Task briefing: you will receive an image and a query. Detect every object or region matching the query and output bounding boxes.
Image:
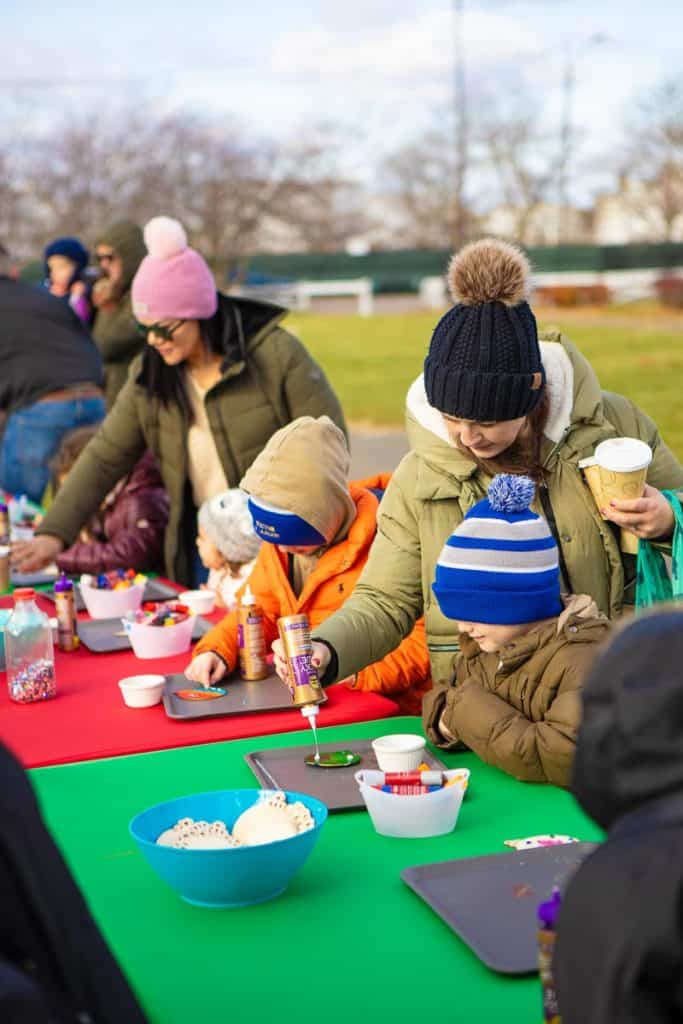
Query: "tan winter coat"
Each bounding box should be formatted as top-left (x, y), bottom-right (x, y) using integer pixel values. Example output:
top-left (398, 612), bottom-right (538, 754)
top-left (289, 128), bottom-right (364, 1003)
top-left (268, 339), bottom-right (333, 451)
top-left (422, 596), bottom-right (610, 787)
top-left (316, 332), bottom-right (683, 686)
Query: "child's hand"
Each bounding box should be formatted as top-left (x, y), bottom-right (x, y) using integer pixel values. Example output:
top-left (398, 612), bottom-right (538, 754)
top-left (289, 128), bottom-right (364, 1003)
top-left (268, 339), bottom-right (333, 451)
top-left (184, 651), bottom-right (228, 688)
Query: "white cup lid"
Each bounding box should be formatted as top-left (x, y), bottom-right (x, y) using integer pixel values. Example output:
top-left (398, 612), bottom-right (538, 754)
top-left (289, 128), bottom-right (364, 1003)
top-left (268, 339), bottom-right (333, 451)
top-left (594, 437), bottom-right (652, 473)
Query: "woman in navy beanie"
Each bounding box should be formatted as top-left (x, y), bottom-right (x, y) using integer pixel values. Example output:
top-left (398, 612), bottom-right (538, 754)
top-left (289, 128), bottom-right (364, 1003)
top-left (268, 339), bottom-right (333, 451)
top-left (277, 238), bottom-right (683, 697)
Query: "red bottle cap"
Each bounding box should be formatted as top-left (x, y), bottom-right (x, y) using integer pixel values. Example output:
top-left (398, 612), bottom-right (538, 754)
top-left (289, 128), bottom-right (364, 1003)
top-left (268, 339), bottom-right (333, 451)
top-left (13, 588), bottom-right (36, 601)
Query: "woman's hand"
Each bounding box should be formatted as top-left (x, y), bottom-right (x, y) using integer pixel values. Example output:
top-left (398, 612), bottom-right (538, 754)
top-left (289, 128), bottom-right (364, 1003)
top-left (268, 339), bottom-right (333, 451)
top-left (11, 535), bottom-right (64, 572)
top-left (184, 651), bottom-right (228, 688)
top-left (272, 638), bottom-right (331, 685)
top-left (602, 484), bottom-right (676, 541)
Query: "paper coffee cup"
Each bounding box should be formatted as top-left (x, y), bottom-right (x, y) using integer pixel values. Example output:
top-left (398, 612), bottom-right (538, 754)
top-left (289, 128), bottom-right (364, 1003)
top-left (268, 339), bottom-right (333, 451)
top-left (581, 438), bottom-right (652, 555)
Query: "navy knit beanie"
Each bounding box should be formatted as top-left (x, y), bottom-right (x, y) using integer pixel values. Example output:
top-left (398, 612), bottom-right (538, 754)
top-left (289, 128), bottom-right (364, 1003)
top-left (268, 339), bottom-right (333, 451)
top-left (433, 474), bottom-right (562, 626)
top-left (44, 237), bottom-right (90, 281)
top-left (424, 239), bottom-right (544, 421)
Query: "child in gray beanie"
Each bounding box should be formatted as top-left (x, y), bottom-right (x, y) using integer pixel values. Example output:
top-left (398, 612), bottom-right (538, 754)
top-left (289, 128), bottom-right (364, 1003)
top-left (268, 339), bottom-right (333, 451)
top-left (196, 489), bottom-right (261, 608)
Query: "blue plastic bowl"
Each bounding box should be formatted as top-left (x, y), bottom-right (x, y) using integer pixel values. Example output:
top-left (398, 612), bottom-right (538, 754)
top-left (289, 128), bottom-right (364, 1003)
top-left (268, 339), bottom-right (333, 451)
top-left (129, 789), bottom-right (328, 908)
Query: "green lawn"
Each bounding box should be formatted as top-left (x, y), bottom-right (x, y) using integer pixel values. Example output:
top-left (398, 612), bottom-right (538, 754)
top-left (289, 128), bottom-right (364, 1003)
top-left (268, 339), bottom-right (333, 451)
top-left (289, 311), bottom-right (683, 458)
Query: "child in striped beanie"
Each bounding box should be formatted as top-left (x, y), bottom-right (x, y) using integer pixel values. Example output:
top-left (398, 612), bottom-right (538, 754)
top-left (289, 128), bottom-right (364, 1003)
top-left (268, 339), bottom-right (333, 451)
top-left (423, 474), bottom-right (610, 787)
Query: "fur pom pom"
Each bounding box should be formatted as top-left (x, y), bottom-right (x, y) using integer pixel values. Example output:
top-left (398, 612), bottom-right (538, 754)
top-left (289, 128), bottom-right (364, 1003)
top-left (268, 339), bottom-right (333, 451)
top-left (487, 474), bottom-right (535, 513)
top-left (143, 216), bottom-right (187, 260)
top-left (448, 238), bottom-right (530, 306)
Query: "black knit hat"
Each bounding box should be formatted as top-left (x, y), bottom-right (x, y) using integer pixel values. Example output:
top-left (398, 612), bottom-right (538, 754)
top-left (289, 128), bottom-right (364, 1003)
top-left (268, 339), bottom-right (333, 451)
top-left (424, 238), bottom-right (544, 421)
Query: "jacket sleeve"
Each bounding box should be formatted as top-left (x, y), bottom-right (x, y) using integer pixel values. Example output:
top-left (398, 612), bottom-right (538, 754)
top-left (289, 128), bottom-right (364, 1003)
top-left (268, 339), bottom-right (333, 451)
top-left (422, 681), bottom-right (460, 749)
top-left (55, 487), bottom-right (168, 575)
top-left (92, 296), bottom-right (141, 364)
top-left (350, 616), bottom-right (431, 697)
top-left (36, 373), bottom-right (146, 548)
top-left (315, 458), bottom-right (425, 681)
top-left (441, 661), bottom-right (586, 786)
top-left (275, 329), bottom-right (348, 441)
top-left (191, 553), bottom-right (281, 672)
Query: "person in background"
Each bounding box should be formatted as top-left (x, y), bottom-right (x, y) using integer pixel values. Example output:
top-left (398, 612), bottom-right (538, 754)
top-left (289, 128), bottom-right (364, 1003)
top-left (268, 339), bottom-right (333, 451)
top-left (43, 236), bottom-right (91, 325)
top-left (422, 474), bottom-right (610, 787)
top-left (0, 741), bottom-right (147, 1023)
top-left (49, 425), bottom-right (169, 576)
top-left (187, 416), bottom-right (431, 715)
top-left (14, 217), bottom-right (347, 585)
top-left (0, 244), bottom-right (104, 504)
top-left (91, 221), bottom-right (147, 408)
top-left (554, 611), bottom-right (683, 1023)
top-left (196, 489), bottom-right (261, 609)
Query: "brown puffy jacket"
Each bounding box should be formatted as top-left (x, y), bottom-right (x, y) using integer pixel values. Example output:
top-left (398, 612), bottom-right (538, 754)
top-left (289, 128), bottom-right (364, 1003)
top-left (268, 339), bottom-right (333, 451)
top-left (422, 596), bottom-right (611, 787)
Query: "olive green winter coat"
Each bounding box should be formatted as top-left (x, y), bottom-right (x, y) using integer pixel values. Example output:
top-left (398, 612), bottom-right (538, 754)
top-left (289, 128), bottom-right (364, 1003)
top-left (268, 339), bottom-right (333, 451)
top-left (38, 296), bottom-right (347, 584)
top-left (422, 595), bottom-right (610, 787)
top-left (316, 332), bottom-right (683, 687)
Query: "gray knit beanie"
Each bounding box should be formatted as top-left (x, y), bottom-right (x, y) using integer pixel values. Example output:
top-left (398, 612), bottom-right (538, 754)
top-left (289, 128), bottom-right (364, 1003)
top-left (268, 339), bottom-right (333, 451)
top-left (198, 489), bottom-right (261, 563)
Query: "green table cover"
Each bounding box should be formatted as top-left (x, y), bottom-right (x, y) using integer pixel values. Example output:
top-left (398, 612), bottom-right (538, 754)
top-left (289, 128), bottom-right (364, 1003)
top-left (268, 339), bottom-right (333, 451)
top-left (31, 717), bottom-right (603, 1024)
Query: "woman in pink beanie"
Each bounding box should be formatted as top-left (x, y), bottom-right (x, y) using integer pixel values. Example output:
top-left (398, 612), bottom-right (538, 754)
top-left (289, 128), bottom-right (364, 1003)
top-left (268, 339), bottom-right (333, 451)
top-left (15, 216), bottom-right (347, 586)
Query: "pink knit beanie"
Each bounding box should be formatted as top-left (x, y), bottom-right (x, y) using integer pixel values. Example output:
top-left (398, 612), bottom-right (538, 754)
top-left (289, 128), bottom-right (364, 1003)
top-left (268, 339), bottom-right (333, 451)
top-left (131, 217), bottom-right (218, 321)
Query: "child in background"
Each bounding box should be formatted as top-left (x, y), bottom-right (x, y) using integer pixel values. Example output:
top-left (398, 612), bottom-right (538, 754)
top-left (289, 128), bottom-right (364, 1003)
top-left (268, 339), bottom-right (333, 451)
top-left (196, 490), bottom-right (261, 609)
top-left (43, 236), bottom-right (92, 324)
top-left (51, 426), bottom-right (169, 575)
top-left (423, 474), bottom-right (610, 786)
top-left (186, 416), bottom-right (430, 714)
top-left (554, 610), bottom-right (683, 1024)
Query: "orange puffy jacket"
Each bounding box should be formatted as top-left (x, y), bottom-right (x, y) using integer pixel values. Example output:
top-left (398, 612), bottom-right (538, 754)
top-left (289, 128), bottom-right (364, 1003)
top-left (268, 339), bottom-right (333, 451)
top-left (193, 476), bottom-right (431, 714)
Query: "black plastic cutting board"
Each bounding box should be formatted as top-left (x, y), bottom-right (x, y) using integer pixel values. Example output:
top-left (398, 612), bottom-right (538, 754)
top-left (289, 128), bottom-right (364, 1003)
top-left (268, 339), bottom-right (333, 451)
top-left (245, 741), bottom-right (448, 811)
top-left (163, 672), bottom-right (326, 720)
top-left (401, 842), bottom-right (597, 974)
top-left (77, 615), bottom-right (211, 653)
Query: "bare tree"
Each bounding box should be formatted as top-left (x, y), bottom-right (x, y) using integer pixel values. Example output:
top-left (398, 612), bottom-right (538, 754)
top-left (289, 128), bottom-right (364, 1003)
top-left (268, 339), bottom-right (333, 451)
top-left (619, 77), bottom-right (683, 242)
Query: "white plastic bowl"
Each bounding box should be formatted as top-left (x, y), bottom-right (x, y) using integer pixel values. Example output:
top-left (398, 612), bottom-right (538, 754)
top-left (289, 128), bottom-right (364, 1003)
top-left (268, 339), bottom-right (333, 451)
top-left (118, 674), bottom-right (166, 708)
top-left (126, 615), bottom-right (196, 659)
top-left (80, 581), bottom-right (145, 620)
top-left (356, 768), bottom-right (470, 838)
top-left (372, 734), bottom-right (426, 772)
top-left (178, 589), bottom-right (216, 615)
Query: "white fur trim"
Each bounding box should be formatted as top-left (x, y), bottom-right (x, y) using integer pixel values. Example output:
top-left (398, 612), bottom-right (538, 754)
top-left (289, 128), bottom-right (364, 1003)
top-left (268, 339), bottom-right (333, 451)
top-left (406, 375), bottom-right (455, 446)
top-left (406, 341), bottom-right (575, 447)
top-left (143, 216), bottom-right (188, 260)
top-left (540, 341), bottom-right (574, 443)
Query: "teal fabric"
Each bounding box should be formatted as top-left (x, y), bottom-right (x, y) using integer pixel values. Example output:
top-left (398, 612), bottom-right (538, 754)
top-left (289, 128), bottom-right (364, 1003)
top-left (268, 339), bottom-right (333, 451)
top-left (636, 490), bottom-right (683, 609)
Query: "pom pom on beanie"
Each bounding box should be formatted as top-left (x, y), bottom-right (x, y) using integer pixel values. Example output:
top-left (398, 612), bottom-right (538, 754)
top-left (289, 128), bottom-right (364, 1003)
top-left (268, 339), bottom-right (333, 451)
top-left (143, 217), bottom-right (188, 260)
top-left (448, 238), bottom-right (529, 306)
top-left (487, 473), bottom-right (536, 513)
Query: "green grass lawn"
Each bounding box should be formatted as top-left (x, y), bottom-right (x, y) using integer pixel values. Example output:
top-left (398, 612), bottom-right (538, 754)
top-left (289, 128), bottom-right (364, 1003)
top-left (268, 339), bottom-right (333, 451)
top-left (289, 311), bottom-right (683, 458)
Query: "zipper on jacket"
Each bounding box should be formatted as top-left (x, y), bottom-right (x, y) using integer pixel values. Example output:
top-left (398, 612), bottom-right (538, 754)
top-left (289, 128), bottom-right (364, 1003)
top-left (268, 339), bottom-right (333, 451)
top-left (539, 481), bottom-right (572, 594)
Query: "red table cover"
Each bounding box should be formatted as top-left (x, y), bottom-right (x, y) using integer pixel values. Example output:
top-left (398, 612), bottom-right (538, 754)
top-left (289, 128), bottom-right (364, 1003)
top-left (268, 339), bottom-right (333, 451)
top-left (0, 591), bottom-right (398, 768)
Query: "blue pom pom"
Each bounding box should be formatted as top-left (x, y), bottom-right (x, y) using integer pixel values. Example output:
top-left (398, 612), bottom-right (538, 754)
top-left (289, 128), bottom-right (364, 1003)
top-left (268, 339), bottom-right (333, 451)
top-left (487, 474), bottom-right (535, 513)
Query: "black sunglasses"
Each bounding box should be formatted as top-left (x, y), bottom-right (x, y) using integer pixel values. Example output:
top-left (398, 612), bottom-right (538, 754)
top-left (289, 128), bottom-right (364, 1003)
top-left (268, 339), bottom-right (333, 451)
top-left (136, 320), bottom-right (185, 341)
top-left (95, 251), bottom-right (114, 264)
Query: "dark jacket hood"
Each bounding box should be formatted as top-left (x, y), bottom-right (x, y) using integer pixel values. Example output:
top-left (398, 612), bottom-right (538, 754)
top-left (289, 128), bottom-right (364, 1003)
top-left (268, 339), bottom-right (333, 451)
top-left (95, 221), bottom-right (146, 294)
top-left (217, 292), bottom-right (286, 366)
top-left (572, 610), bottom-right (683, 830)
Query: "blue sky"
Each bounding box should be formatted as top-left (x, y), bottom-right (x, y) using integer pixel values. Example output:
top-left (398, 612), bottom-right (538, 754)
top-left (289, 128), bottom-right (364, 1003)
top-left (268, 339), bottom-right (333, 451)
top-left (3, 0), bottom-right (682, 199)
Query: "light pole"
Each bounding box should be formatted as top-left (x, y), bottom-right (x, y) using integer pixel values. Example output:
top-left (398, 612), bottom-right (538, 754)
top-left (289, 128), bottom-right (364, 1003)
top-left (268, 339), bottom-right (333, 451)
top-left (557, 32), bottom-right (609, 242)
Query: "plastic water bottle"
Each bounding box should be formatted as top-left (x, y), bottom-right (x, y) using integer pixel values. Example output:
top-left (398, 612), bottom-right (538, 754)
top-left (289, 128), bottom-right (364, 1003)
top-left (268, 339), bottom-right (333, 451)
top-left (5, 588), bottom-right (57, 703)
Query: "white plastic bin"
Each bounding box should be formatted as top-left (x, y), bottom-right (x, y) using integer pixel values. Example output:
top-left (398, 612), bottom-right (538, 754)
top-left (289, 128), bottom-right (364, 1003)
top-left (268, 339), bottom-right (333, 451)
top-left (355, 768), bottom-right (470, 838)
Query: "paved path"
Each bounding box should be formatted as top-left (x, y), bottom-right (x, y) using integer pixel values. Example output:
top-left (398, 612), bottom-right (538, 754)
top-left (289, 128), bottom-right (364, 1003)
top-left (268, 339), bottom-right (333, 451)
top-left (348, 427), bottom-right (408, 478)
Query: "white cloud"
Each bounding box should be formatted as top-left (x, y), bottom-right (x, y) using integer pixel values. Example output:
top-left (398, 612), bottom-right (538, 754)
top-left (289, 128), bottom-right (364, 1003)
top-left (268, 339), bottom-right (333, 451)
top-left (270, 8), bottom-right (545, 80)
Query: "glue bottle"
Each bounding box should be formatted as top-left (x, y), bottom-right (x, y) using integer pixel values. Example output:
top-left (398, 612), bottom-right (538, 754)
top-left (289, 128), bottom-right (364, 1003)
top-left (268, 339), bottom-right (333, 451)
top-left (54, 572), bottom-right (78, 652)
top-left (537, 888), bottom-right (562, 1023)
top-left (237, 585), bottom-right (268, 680)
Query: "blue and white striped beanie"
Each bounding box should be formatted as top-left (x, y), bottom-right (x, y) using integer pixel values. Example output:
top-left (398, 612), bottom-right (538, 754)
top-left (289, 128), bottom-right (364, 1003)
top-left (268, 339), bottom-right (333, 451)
top-left (432, 474), bottom-right (562, 626)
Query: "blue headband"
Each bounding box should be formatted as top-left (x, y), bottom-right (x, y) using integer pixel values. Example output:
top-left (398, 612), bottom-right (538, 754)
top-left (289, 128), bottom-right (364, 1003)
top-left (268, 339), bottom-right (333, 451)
top-left (247, 496), bottom-right (326, 547)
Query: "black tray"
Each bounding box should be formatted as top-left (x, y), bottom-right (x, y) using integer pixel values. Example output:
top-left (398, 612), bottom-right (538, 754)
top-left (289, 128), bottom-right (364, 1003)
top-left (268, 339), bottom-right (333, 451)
top-left (77, 615), bottom-right (212, 653)
top-left (401, 842), bottom-right (597, 974)
top-left (42, 578), bottom-right (179, 612)
top-left (163, 672), bottom-right (326, 721)
top-left (11, 567), bottom-right (60, 588)
top-left (245, 740), bottom-right (448, 811)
